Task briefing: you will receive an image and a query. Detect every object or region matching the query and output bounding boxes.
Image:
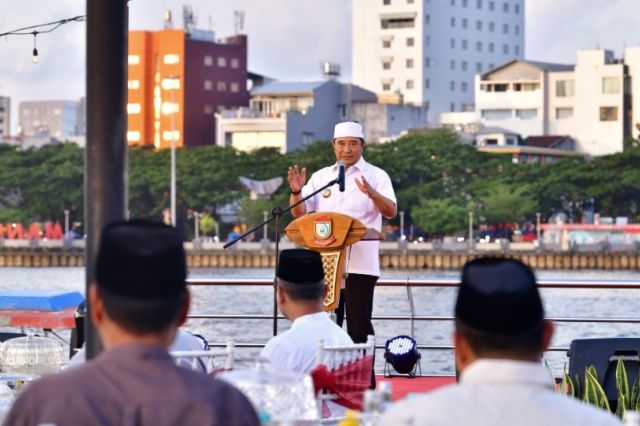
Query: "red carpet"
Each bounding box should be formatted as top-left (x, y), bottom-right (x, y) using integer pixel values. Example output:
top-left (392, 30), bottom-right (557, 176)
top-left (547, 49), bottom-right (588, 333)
top-left (377, 375), bottom-right (456, 401)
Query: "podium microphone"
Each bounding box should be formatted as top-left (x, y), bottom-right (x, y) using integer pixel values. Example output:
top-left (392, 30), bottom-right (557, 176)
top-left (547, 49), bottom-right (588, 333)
top-left (338, 160), bottom-right (346, 192)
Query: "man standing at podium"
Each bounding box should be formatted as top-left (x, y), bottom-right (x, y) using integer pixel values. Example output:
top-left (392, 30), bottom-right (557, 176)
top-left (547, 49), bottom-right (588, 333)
top-left (287, 121), bottom-right (397, 347)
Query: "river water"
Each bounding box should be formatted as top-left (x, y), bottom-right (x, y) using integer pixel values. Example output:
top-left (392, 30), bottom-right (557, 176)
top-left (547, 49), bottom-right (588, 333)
top-left (1, 267), bottom-right (640, 376)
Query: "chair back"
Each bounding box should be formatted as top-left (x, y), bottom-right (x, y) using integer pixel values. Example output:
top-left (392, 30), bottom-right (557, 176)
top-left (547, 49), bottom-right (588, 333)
top-left (171, 341), bottom-right (234, 374)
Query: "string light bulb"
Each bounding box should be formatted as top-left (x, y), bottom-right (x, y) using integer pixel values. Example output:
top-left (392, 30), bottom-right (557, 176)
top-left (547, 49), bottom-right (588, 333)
top-left (32, 32), bottom-right (38, 64)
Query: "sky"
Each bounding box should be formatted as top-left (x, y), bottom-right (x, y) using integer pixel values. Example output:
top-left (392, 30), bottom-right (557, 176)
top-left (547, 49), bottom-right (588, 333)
top-left (0, 0), bottom-right (638, 134)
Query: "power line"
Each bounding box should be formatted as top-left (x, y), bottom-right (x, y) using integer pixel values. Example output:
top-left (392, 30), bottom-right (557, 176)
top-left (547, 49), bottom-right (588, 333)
top-left (1, 15), bottom-right (86, 63)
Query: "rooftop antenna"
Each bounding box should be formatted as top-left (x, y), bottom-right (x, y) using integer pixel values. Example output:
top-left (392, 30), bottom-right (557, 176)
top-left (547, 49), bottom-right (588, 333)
top-left (233, 10), bottom-right (245, 35)
top-left (321, 61), bottom-right (341, 80)
top-left (183, 4), bottom-right (197, 35)
top-left (163, 10), bottom-right (173, 29)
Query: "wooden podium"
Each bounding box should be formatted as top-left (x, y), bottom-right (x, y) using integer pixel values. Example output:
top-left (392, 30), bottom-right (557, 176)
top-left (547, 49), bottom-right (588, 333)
top-left (285, 212), bottom-right (383, 311)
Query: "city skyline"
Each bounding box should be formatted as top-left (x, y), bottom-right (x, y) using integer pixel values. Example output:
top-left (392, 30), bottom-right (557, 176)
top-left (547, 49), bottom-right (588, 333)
top-left (0, 0), bottom-right (638, 134)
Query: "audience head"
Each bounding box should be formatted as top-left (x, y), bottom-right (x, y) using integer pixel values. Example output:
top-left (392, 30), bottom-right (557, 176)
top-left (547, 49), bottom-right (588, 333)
top-left (276, 249), bottom-right (326, 315)
top-left (94, 220), bottom-right (189, 335)
top-left (454, 257), bottom-right (552, 368)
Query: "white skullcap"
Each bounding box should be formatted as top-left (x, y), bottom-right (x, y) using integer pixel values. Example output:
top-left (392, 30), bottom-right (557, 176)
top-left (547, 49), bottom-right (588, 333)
top-left (333, 122), bottom-right (364, 140)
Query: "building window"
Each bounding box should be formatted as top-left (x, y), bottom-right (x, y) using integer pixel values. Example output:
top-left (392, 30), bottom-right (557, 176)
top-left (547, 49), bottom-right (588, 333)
top-left (406, 80), bottom-right (414, 89)
top-left (503, 2), bottom-right (509, 12)
top-left (408, 0), bottom-right (414, 3)
top-left (128, 80), bottom-right (140, 90)
top-left (162, 78), bottom-right (180, 90)
top-left (462, 60), bottom-right (468, 71)
top-left (163, 54), bottom-right (180, 65)
top-left (476, 20), bottom-right (483, 30)
top-left (515, 25), bottom-right (520, 35)
top-left (556, 107), bottom-right (573, 119)
top-left (162, 130), bottom-right (180, 141)
top-left (451, 0), bottom-right (455, 5)
top-left (602, 77), bottom-right (621, 94)
top-left (382, 17), bottom-right (417, 28)
top-left (126, 103), bottom-right (141, 114)
top-left (126, 131), bottom-right (141, 142)
top-left (231, 82), bottom-right (240, 92)
top-left (488, 42), bottom-right (495, 52)
top-left (462, 0), bottom-right (468, 7)
top-left (463, 18), bottom-right (468, 28)
top-left (204, 80), bottom-right (213, 91)
top-left (477, 0), bottom-right (482, 8)
top-left (161, 102), bottom-right (179, 115)
top-left (489, 22), bottom-right (495, 32)
top-left (450, 81), bottom-right (456, 91)
top-left (407, 37), bottom-right (414, 47)
top-left (204, 55), bottom-right (213, 66)
top-left (218, 57), bottom-right (227, 67)
top-left (503, 23), bottom-right (509, 33)
top-left (476, 62), bottom-right (482, 72)
top-left (516, 109), bottom-right (537, 119)
top-left (514, 82), bottom-right (539, 91)
top-left (450, 102), bottom-right (455, 112)
top-left (515, 45), bottom-right (520, 55)
top-left (383, 61), bottom-right (392, 69)
top-left (600, 106), bottom-right (618, 121)
top-left (462, 81), bottom-right (468, 92)
top-left (383, 0), bottom-right (390, 4)
top-left (476, 41), bottom-right (482, 51)
top-left (450, 38), bottom-right (456, 49)
top-left (407, 58), bottom-right (414, 68)
top-left (502, 44), bottom-right (509, 54)
top-left (556, 80), bottom-right (575, 97)
top-left (462, 39), bottom-right (468, 50)
top-left (231, 58), bottom-right (240, 68)
top-left (425, 35), bottom-right (431, 46)
top-left (425, 57), bottom-right (430, 67)
top-left (217, 81), bottom-right (227, 92)
top-left (489, 1), bottom-right (495, 10)
top-left (481, 109), bottom-right (511, 120)
top-left (383, 39), bottom-right (391, 48)
top-left (204, 104), bottom-right (214, 114)
top-left (425, 78), bottom-right (430, 89)
top-left (450, 17), bottom-right (456, 27)
top-left (450, 59), bottom-right (455, 70)
top-left (383, 83), bottom-right (391, 91)
top-left (515, 4), bottom-right (520, 13)
top-left (128, 55), bottom-right (140, 65)
top-left (425, 15), bottom-right (430, 24)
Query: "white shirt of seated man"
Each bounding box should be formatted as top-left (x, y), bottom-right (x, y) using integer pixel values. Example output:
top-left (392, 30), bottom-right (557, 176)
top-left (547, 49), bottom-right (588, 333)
top-left (260, 249), bottom-right (353, 374)
top-left (67, 329), bottom-right (208, 371)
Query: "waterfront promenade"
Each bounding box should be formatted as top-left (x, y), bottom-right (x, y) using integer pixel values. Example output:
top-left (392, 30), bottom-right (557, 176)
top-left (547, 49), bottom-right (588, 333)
top-left (1, 239), bottom-right (639, 270)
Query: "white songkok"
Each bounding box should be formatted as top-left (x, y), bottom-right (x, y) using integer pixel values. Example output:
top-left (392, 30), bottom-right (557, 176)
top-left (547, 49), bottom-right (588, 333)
top-left (333, 121), bottom-right (364, 140)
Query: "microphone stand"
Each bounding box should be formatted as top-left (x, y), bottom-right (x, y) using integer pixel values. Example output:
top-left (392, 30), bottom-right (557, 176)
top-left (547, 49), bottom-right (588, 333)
top-left (224, 175), bottom-right (340, 336)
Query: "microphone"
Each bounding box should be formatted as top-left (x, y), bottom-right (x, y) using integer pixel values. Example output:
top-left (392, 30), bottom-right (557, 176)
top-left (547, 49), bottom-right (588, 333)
top-left (338, 160), bottom-right (346, 192)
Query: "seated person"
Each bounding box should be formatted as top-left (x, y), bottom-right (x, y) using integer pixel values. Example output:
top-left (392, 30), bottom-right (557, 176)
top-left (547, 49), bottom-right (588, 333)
top-left (4, 220), bottom-right (259, 426)
top-left (379, 257), bottom-right (621, 426)
top-left (261, 249), bottom-right (353, 373)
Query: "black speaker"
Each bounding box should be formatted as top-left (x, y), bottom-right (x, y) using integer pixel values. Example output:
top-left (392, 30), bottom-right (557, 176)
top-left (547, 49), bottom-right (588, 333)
top-left (568, 338), bottom-right (640, 410)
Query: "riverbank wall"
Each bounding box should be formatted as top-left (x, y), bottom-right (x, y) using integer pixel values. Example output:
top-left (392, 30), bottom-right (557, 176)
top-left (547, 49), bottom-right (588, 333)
top-left (1, 245), bottom-right (638, 270)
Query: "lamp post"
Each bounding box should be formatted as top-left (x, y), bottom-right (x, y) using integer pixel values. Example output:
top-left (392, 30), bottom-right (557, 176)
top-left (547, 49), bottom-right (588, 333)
top-left (468, 211), bottom-right (474, 250)
top-left (536, 212), bottom-right (541, 243)
top-left (194, 212), bottom-right (200, 240)
top-left (63, 209), bottom-right (70, 238)
top-left (398, 211), bottom-right (408, 250)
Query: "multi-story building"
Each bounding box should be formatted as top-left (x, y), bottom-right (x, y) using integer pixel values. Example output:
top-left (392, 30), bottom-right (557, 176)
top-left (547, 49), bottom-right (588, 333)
top-left (0, 96), bottom-right (9, 141)
top-left (18, 100), bottom-right (80, 139)
top-left (127, 28), bottom-right (249, 148)
top-left (352, 0), bottom-right (525, 122)
top-left (215, 78), bottom-right (427, 153)
top-left (471, 48), bottom-right (638, 156)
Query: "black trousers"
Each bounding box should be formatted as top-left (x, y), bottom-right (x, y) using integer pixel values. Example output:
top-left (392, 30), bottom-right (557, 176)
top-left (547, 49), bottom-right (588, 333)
top-left (334, 273), bottom-right (377, 343)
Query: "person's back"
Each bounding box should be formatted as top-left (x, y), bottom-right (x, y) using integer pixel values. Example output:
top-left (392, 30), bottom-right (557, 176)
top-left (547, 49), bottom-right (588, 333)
top-left (3, 220), bottom-right (259, 426)
top-left (379, 257), bottom-right (620, 426)
top-left (5, 344), bottom-right (256, 426)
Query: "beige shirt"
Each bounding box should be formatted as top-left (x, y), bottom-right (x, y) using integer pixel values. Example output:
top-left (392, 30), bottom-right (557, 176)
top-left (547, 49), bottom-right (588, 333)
top-left (4, 343), bottom-right (259, 426)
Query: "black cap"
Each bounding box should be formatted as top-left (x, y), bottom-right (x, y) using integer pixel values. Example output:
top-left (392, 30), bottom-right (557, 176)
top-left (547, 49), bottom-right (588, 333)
top-left (455, 257), bottom-right (543, 334)
top-left (277, 249), bottom-right (325, 285)
top-left (96, 220), bottom-right (187, 299)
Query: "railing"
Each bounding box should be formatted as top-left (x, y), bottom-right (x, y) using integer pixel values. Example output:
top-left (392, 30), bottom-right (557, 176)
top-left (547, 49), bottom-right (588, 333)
top-left (186, 277), bottom-right (640, 354)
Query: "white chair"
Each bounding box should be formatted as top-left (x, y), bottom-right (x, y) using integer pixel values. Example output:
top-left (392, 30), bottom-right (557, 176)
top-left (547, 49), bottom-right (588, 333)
top-left (171, 340), bottom-right (234, 374)
top-left (313, 335), bottom-right (375, 417)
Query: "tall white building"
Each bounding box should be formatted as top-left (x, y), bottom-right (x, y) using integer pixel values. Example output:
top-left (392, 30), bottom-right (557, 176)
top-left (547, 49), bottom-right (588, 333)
top-left (0, 96), bottom-right (10, 141)
top-left (352, 0), bottom-right (525, 122)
